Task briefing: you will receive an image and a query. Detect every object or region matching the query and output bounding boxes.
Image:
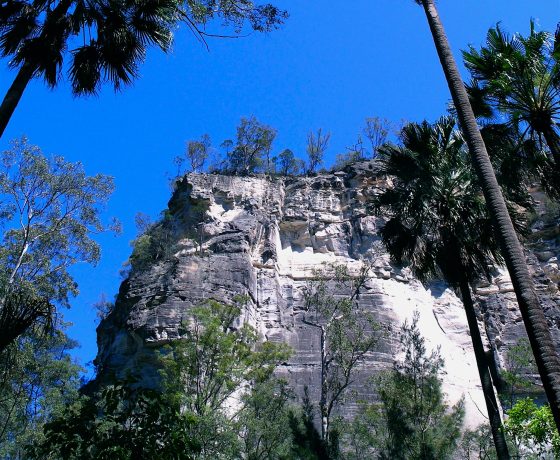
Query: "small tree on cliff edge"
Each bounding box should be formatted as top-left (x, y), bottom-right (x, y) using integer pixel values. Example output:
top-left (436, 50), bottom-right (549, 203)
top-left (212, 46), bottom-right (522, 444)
top-left (174, 134), bottom-right (212, 176)
top-left (226, 117), bottom-right (277, 175)
top-left (276, 149), bottom-right (305, 176)
top-left (306, 129), bottom-right (331, 174)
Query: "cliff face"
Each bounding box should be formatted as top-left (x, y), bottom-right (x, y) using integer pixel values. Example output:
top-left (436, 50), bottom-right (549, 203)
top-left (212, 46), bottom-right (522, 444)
top-left (94, 162), bottom-right (560, 428)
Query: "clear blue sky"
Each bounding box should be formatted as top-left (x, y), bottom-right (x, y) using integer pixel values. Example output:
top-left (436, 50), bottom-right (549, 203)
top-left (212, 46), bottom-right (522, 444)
top-left (0, 0), bottom-right (558, 374)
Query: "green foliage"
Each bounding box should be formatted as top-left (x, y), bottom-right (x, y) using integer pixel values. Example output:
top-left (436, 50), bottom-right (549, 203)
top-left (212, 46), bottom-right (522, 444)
top-left (31, 380), bottom-right (199, 460)
top-left (463, 20), bottom-right (559, 131)
top-left (459, 425), bottom-right (497, 460)
top-left (363, 117), bottom-right (391, 158)
top-left (287, 388), bottom-right (331, 459)
top-left (185, 1), bottom-right (288, 33)
top-left (239, 378), bottom-right (294, 460)
top-left (346, 313), bottom-right (464, 460)
top-left (0, 0), bottom-right (180, 96)
top-left (504, 398), bottom-right (560, 459)
top-left (333, 148), bottom-right (365, 170)
top-left (159, 298), bottom-right (293, 458)
top-left (306, 128), bottom-right (330, 174)
top-left (275, 149), bottom-right (305, 176)
top-left (127, 210), bottom-right (179, 273)
top-left (372, 116), bottom-right (528, 286)
top-left (501, 338), bottom-right (539, 409)
top-left (225, 117), bottom-right (277, 175)
top-left (0, 327), bottom-right (83, 459)
top-left (0, 0), bottom-right (287, 96)
top-left (175, 134), bottom-right (212, 175)
top-left (0, 138), bottom-right (116, 302)
top-left (478, 122), bottom-right (535, 209)
top-left (302, 263), bottom-right (380, 444)
top-left (32, 299), bottom-right (294, 459)
top-left (0, 138), bottom-right (117, 350)
top-left (93, 293), bottom-right (115, 323)
top-left (463, 21), bottom-right (560, 196)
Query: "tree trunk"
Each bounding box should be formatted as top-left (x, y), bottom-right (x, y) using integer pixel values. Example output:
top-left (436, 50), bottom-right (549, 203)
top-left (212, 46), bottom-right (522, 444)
top-left (320, 325), bottom-right (328, 441)
top-left (419, 0), bottom-right (560, 434)
top-left (459, 279), bottom-right (510, 460)
top-left (0, 61), bottom-right (36, 139)
top-left (0, 0), bottom-right (73, 138)
top-left (540, 124), bottom-right (560, 173)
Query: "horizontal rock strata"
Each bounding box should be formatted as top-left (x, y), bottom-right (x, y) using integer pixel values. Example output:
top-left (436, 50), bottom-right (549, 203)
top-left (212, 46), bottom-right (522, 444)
top-left (94, 162), bottom-right (560, 428)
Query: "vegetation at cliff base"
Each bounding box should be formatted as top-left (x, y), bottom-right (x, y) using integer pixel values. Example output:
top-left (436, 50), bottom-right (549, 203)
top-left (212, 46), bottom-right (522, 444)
top-left (2, 1), bottom-right (560, 459)
top-left (345, 312), bottom-right (464, 460)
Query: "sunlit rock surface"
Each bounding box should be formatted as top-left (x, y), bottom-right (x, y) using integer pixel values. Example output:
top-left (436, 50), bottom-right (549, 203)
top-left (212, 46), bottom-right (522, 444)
top-left (94, 162), bottom-right (560, 429)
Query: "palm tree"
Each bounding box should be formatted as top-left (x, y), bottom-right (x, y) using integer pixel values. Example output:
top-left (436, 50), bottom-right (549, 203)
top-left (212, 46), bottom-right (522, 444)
top-left (0, 0), bottom-right (288, 137)
top-left (479, 121), bottom-right (558, 201)
top-left (0, 0), bottom-right (180, 137)
top-left (463, 21), bottom-right (560, 174)
top-left (374, 116), bottom-right (511, 459)
top-left (414, 0), bottom-right (560, 435)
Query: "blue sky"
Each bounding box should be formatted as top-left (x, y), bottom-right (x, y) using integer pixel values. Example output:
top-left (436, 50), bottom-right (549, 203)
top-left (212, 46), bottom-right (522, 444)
top-left (0, 0), bottom-right (558, 373)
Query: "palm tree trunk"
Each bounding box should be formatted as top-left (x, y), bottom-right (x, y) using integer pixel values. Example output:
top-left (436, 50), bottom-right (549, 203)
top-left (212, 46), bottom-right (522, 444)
top-left (540, 124), bottom-right (560, 172)
top-left (418, 0), bottom-right (560, 434)
top-left (0, 0), bottom-right (74, 139)
top-left (458, 278), bottom-right (510, 459)
top-left (0, 61), bottom-right (36, 139)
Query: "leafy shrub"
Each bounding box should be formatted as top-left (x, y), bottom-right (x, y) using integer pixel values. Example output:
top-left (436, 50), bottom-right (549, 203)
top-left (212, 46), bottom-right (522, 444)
top-left (504, 398), bottom-right (560, 458)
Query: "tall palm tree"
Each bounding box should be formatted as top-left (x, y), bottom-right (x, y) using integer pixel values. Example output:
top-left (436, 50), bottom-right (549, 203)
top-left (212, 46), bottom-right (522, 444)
top-left (0, 0), bottom-right (180, 137)
top-left (463, 21), bottom-right (560, 173)
top-left (0, 0), bottom-right (288, 137)
top-left (414, 0), bottom-right (560, 435)
top-left (374, 116), bottom-right (511, 460)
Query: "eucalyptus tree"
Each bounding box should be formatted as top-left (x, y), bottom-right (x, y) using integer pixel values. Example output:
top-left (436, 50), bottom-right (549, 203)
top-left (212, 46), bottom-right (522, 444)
top-left (413, 0), bottom-right (560, 435)
top-left (302, 263), bottom-right (380, 447)
top-left (159, 298), bottom-right (292, 458)
top-left (225, 116), bottom-right (276, 175)
top-left (32, 299), bottom-right (293, 459)
top-left (0, 327), bottom-right (82, 458)
top-left (373, 117), bottom-right (511, 459)
top-left (347, 313), bottom-right (464, 460)
top-left (276, 148), bottom-right (304, 176)
top-left (306, 128), bottom-right (330, 174)
top-left (463, 21), bottom-right (560, 175)
top-left (0, 138), bottom-right (116, 352)
top-left (191, 134), bottom-right (211, 172)
top-left (0, 0), bottom-right (288, 137)
top-left (363, 117), bottom-right (391, 158)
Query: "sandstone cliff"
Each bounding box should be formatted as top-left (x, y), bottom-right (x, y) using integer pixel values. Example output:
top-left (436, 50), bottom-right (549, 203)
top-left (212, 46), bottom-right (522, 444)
top-left (94, 161), bottom-right (560, 428)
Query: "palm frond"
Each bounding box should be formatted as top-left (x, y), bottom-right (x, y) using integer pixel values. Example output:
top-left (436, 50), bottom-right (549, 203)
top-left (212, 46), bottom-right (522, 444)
top-left (373, 117), bottom-right (525, 286)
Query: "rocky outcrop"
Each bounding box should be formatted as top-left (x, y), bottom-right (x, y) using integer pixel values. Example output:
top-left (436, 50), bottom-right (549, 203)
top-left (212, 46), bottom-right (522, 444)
top-left (94, 162), bottom-right (560, 428)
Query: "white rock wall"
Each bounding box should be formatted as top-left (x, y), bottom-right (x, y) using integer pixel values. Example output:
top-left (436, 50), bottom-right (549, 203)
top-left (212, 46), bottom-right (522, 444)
top-left (94, 162), bottom-right (559, 430)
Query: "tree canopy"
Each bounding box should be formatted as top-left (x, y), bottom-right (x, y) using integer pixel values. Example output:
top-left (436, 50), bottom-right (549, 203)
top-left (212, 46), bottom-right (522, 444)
top-left (0, 138), bottom-right (117, 351)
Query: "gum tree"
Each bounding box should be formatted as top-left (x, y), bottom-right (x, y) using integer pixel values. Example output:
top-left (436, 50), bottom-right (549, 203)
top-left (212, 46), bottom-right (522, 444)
top-left (302, 263), bottom-right (380, 447)
top-left (0, 138), bottom-right (117, 351)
